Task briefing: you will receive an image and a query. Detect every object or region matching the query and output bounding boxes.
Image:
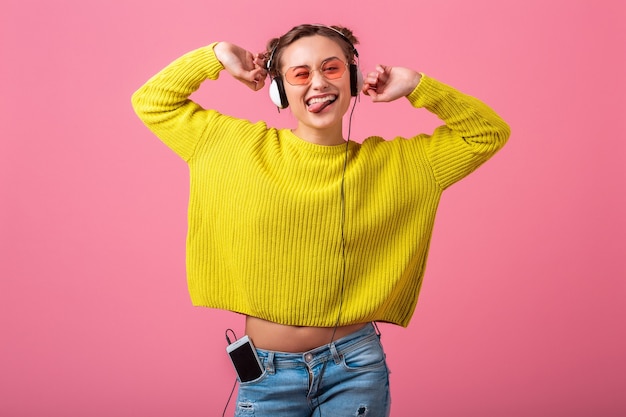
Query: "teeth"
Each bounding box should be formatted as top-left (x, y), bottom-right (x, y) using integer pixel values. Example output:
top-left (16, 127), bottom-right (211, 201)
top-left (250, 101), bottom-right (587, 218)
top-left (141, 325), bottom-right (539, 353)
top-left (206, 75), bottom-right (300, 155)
top-left (307, 95), bottom-right (336, 105)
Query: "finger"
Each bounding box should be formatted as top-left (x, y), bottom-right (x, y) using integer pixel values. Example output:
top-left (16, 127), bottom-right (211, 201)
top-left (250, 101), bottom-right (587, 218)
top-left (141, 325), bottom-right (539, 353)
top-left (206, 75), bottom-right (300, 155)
top-left (253, 53), bottom-right (267, 69)
top-left (251, 67), bottom-right (267, 81)
top-left (250, 80), bottom-right (265, 91)
top-left (253, 77), bottom-right (266, 90)
top-left (367, 90), bottom-right (379, 100)
top-left (244, 77), bottom-right (265, 91)
top-left (245, 68), bottom-right (267, 91)
top-left (375, 65), bottom-right (391, 84)
top-left (362, 72), bottom-right (379, 93)
top-left (244, 79), bottom-right (265, 91)
top-left (362, 83), bottom-right (380, 100)
top-left (365, 70), bottom-right (380, 82)
top-left (361, 79), bottom-right (376, 93)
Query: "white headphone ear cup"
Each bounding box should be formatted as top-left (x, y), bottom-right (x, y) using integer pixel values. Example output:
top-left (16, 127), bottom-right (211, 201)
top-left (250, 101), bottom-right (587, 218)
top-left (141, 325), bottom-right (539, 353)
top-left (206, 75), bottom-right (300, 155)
top-left (269, 79), bottom-right (283, 108)
top-left (269, 77), bottom-right (289, 109)
top-left (350, 64), bottom-right (363, 96)
top-left (356, 69), bottom-right (364, 92)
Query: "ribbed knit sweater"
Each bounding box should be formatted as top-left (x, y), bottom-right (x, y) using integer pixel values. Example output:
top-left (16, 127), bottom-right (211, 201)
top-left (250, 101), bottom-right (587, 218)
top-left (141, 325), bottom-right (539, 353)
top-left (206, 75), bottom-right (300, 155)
top-left (131, 44), bottom-right (510, 327)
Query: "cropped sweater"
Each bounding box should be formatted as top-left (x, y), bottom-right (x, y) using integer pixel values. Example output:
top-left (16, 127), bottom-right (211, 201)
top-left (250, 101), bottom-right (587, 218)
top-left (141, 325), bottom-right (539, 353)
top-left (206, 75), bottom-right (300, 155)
top-left (131, 44), bottom-right (510, 327)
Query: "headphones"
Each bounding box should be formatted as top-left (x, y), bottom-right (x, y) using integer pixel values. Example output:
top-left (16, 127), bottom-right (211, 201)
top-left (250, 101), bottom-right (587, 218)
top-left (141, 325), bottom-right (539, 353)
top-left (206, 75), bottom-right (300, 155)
top-left (266, 25), bottom-right (363, 109)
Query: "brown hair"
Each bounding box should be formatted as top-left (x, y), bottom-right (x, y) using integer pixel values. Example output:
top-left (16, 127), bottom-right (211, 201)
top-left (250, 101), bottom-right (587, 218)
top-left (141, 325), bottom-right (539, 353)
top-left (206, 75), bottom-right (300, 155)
top-left (264, 24), bottom-right (359, 78)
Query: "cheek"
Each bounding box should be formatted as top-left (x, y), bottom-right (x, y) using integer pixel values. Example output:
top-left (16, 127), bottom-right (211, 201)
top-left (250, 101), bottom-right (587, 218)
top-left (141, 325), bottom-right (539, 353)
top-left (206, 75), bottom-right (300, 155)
top-left (284, 86), bottom-right (304, 107)
top-left (338, 81), bottom-right (353, 106)
top-left (338, 76), bottom-right (353, 99)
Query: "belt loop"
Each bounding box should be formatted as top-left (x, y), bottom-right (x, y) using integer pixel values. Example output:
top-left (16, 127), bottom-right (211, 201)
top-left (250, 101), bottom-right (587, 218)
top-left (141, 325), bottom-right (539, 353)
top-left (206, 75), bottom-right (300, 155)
top-left (330, 342), bottom-right (341, 365)
top-left (373, 321), bottom-right (382, 338)
top-left (265, 351), bottom-right (275, 374)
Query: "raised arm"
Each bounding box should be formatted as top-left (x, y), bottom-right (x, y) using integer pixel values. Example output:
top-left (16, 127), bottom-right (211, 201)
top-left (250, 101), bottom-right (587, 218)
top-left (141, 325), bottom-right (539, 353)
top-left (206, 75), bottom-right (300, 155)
top-left (131, 43), bottom-right (267, 160)
top-left (409, 75), bottom-right (510, 188)
top-left (363, 64), bottom-right (510, 189)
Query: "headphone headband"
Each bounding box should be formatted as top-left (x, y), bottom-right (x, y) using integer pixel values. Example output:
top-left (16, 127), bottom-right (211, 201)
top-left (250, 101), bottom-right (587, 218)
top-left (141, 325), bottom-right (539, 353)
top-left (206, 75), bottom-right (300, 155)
top-left (266, 24), bottom-right (358, 73)
top-left (312, 24), bottom-right (359, 58)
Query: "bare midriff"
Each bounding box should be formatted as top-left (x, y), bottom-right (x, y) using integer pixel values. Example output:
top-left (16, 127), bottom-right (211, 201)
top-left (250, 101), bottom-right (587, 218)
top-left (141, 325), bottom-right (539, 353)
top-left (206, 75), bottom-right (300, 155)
top-left (245, 316), bottom-right (368, 353)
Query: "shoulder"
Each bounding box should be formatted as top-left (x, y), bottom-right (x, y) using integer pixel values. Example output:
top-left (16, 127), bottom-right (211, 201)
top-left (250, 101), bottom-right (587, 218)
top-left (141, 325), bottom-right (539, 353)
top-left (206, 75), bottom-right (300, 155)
top-left (360, 134), bottom-right (427, 155)
top-left (351, 135), bottom-right (431, 169)
top-left (189, 110), bottom-right (277, 158)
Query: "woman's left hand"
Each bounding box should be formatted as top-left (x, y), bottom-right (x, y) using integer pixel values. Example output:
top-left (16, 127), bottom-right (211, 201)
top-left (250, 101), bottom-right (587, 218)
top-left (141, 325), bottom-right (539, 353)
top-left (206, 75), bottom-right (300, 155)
top-left (361, 65), bottom-right (421, 102)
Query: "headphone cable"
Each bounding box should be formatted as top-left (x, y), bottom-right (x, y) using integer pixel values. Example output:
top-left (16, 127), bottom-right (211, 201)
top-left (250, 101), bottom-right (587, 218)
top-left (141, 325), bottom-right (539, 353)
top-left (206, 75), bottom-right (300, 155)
top-left (315, 95), bottom-right (358, 417)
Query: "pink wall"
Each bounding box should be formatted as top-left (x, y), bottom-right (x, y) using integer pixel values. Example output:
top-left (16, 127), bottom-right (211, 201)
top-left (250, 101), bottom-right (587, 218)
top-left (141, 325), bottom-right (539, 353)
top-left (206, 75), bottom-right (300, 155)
top-left (1, 0), bottom-right (624, 416)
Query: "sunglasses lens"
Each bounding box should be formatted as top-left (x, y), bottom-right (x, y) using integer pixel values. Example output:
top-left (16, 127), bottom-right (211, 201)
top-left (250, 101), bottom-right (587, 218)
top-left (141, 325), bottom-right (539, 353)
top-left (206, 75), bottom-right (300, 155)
top-left (321, 59), bottom-right (346, 79)
top-left (285, 67), bottom-right (311, 85)
top-left (284, 59), bottom-right (347, 85)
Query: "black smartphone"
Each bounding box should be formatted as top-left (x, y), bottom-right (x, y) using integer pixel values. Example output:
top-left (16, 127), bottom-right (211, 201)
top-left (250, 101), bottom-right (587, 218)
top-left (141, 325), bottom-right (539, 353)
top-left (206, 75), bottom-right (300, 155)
top-left (226, 335), bottom-right (264, 382)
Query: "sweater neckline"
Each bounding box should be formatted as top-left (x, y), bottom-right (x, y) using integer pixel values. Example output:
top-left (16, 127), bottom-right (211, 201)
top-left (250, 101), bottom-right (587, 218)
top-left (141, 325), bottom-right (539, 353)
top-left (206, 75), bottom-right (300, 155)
top-left (280, 129), bottom-right (354, 155)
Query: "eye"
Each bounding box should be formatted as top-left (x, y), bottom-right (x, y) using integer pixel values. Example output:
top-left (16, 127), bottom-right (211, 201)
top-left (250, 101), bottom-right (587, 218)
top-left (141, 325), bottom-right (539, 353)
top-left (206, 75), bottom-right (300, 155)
top-left (287, 66), bottom-right (310, 79)
top-left (294, 70), bottom-right (310, 79)
top-left (322, 59), bottom-right (344, 75)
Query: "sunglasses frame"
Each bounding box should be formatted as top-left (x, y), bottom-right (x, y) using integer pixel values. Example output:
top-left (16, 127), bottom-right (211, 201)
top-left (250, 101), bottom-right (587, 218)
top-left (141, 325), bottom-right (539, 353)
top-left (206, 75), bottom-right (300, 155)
top-left (282, 58), bottom-right (349, 86)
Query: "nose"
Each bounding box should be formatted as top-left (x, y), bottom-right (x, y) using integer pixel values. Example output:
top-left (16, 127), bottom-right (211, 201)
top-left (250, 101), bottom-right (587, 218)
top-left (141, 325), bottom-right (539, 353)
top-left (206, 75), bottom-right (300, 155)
top-left (309, 69), bottom-right (329, 89)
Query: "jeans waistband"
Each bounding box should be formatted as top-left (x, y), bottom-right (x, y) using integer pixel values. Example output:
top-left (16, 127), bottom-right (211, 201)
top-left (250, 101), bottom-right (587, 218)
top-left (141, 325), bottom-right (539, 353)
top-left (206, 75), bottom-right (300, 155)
top-left (255, 323), bottom-right (379, 372)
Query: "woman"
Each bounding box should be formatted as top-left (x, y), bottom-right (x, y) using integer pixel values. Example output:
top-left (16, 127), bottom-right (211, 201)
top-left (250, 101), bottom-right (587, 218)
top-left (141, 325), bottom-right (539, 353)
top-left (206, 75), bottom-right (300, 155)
top-left (132, 24), bottom-right (509, 417)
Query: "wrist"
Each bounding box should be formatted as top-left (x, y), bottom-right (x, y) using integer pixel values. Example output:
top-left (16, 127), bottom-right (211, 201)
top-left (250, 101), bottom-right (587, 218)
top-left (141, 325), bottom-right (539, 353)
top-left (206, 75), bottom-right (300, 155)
top-left (407, 71), bottom-right (422, 95)
top-left (212, 42), bottom-right (226, 67)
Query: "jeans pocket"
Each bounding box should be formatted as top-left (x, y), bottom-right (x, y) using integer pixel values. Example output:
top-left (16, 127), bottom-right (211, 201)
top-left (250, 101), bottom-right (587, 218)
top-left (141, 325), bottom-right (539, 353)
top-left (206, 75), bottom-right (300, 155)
top-left (238, 368), bottom-right (268, 386)
top-left (341, 337), bottom-right (386, 371)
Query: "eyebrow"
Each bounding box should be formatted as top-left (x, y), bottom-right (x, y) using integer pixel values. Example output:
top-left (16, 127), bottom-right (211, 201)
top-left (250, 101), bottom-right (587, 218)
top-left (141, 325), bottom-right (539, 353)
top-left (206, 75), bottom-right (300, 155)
top-left (286, 56), bottom-right (343, 70)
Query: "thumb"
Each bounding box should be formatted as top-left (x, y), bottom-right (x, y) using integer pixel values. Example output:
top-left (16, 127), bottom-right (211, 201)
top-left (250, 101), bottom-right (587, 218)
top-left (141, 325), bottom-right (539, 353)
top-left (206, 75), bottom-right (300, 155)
top-left (365, 88), bottom-right (381, 101)
top-left (375, 64), bottom-right (391, 84)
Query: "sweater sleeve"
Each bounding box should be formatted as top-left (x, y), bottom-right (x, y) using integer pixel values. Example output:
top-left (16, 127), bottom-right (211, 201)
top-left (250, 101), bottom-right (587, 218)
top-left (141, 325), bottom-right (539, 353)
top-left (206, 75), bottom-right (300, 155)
top-left (406, 75), bottom-right (510, 189)
top-left (131, 43), bottom-right (224, 161)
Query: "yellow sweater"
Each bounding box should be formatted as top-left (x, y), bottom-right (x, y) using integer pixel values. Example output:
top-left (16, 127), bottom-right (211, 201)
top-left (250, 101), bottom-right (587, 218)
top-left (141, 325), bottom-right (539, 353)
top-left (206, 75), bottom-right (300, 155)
top-left (132, 44), bottom-right (510, 327)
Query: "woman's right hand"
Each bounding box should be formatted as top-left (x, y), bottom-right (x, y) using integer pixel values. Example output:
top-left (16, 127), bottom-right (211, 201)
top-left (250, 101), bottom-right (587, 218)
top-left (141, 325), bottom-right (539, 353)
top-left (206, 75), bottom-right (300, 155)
top-left (213, 42), bottom-right (268, 91)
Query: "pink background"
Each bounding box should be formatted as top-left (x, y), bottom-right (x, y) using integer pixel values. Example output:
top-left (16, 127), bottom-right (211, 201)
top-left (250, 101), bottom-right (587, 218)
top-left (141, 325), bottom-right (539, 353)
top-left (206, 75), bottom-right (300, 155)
top-left (2, 0), bottom-right (625, 416)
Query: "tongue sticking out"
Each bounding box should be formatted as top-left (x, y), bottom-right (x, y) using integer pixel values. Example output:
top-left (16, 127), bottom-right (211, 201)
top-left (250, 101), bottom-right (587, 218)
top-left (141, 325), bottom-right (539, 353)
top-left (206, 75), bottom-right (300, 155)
top-left (307, 97), bottom-right (336, 113)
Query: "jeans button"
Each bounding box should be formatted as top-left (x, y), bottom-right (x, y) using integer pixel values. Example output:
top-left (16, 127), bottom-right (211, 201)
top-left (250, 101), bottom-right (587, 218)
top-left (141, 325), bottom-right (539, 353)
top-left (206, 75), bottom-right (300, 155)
top-left (304, 352), bottom-right (313, 362)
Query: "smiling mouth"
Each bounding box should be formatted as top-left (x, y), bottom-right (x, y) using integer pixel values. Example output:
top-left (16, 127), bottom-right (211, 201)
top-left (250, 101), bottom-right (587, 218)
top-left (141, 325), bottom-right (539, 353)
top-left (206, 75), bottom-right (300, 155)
top-left (306, 95), bottom-right (337, 113)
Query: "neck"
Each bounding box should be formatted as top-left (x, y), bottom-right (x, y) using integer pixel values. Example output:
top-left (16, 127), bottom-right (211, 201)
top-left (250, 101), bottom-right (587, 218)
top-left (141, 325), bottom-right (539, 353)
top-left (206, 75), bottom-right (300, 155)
top-left (292, 123), bottom-right (344, 146)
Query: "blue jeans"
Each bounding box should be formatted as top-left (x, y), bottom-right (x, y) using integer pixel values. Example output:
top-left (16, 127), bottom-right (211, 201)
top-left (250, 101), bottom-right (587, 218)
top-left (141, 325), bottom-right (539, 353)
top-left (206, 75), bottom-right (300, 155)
top-left (234, 323), bottom-right (390, 417)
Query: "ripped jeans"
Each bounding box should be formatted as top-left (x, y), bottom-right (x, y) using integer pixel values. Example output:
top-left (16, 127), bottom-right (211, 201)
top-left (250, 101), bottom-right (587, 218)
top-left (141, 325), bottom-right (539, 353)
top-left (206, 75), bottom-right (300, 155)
top-left (234, 323), bottom-right (390, 417)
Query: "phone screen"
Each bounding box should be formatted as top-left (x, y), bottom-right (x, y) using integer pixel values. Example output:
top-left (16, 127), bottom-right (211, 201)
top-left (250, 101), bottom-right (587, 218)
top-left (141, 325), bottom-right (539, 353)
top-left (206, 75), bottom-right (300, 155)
top-left (228, 341), bottom-right (263, 382)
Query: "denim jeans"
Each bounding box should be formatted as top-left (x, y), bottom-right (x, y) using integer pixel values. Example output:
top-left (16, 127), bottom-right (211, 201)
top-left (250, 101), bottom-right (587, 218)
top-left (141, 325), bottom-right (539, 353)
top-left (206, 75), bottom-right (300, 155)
top-left (234, 323), bottom-right (390, 417)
